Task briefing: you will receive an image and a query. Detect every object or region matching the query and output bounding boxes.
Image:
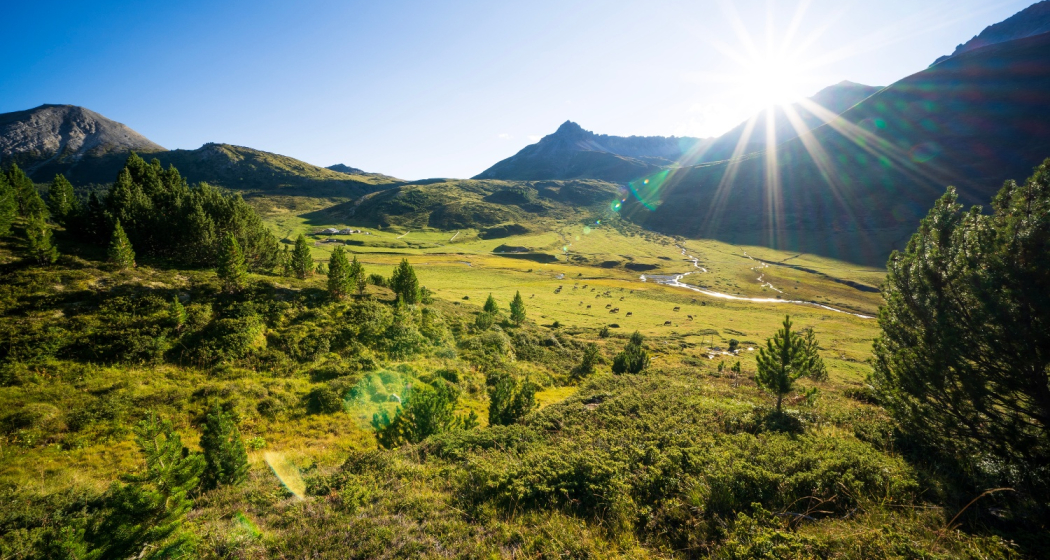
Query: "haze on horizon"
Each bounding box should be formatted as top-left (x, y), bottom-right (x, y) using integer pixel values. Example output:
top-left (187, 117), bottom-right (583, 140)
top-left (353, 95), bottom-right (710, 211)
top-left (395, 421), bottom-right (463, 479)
top-left (0, 0), bottom-right (1034, 180)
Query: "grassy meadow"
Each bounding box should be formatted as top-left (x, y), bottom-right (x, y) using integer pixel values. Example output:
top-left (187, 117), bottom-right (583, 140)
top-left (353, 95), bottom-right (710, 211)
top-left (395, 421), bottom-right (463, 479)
top-left (0, 191), bottom-right (1028, 559)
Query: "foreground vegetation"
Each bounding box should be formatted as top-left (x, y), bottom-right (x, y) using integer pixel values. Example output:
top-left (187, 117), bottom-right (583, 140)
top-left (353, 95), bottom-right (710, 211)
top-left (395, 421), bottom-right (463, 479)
top-left (0, 157), bottom-right (1046, 558)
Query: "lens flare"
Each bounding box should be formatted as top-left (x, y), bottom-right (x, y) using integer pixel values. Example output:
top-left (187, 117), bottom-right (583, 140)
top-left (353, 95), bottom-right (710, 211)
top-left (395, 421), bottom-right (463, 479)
top-left (264, 452), bottom-right (306, 499)
top-left (583, 226), bottom-right (591, 234)
top-left (628, 169), bottom-right (674, 210)
top-left (610, 200), bottom-right (622, 212)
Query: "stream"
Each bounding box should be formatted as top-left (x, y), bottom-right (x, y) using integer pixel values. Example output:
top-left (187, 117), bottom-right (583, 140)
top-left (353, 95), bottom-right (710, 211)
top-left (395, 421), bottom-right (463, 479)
top-left (643, 247), bottom-right (875, 320)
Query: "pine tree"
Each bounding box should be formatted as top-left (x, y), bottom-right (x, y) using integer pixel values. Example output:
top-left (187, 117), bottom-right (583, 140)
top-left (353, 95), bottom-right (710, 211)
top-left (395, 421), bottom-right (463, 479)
top-left (216, 233), bottom-right (248, 293)
top-left (0, 172), bottom-right (16, 236)
top-left (483, 293), bottom-right (499, 313)
top-left (327, 245), bottom-right (353, 299)
top-left (509, 290), bottom-right (526, 325)
top-left (488, 375), bottom-right (538, 426)
top-left (24, 212), bottom-right (58, 265)
top-left (291, 234), bottom-right (313, 279)
top-left (107, 220), bottom-right (136, 269)
top-left (755, 315), bottom-right (825, 413)
top-left (199, 403), bottom-right (249, 489)
top-left (65, 414), bottom-right (205, 559)
top-left (6, 163), bottom-right (46, 217)
top-left (349, 254), bottom-right (366, 294)
top-left (389, 258), bottom-right (420, 304)
top-left (612, 331), bottom-right (650, 374)
top-left (47, 174), bottom-right (79, 224)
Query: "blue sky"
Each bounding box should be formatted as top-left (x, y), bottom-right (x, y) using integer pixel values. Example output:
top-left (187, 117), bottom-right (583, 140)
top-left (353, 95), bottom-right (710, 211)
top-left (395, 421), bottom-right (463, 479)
top-left (0, 0), bottom-right (1035, 179)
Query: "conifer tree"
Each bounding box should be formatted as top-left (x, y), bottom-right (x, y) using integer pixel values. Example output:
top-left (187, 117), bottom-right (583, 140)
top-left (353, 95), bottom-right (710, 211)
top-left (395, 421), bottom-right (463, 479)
top-left (24, 212), bottom-right (58, 265)
top-left (483, 293), bottom-right (499, 313)
top-left (509, 290), bottom-right (526, 325)
top-left (349, 254), bottom-right (366, 294)
top-left (108, 220), bottom-right (136, 269)
top-left (291, 234), bottom-right (313, 279)
top-left (488, 375), bottom-right (538, 426)
top-left (6, 163), bottom-right (46, 217)
top-left (326, 246), bottom-right (353, 299)
top-left (0, 172), bottom-right (16, 236)
top-left (47, 174), bottom-right (79, 224)
top-left (389, 258), bottom-right (420, 304)
top-left (755, 315), bottom-right (825, 412)
top-left (200, 403), bottom-right (249, 489)
top-left (216, 233), bottom-right (248, 293)
top-left (612, 331), bottom-right (650, 374)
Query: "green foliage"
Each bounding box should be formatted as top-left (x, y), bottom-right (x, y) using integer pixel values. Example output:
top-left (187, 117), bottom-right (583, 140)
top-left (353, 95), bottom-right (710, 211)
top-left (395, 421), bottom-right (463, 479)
top-left (371, 381), bottom-right (470, 448)
top-left (612, 331), bottom-right (649, 374)
top-left (349, 254), bottom-right (366, 294)
top-left (107, 219), bottom-right (136, 269)
top-left (755, 316), bottom-right (825, 412)
top-left (509, 290), bottom-right (526, 325)
top-left (199, 403), bottom-right (249, 489)
top-left (572, 342), bottom-right (601, 379)
top-left (47, 174), bottom-right (79, 224)
top-left (326, 246), bottom-right (354, 299)
top-left (488, 374), bottom-right (538, 426)
top-left (874, 162), bottom-right (1050, 508)
top-left (367, 272), bottom-right (386, 288)
top-left (24, 212), bottom-right (58, 265)
top-left (474, 311), bottom-right (496, 330)
top-left (389, 258), bottom-right (420, 304)
top-left (169, 297), bottom-right (187, 329)
top-left (291, 234), bottom-right (313, 279)
top-left (0, 172), bottom-right (16, 236)
top-left (6, 163), bottom-right (46, 218)
top-left (216, 233), bottom-right (247, 292)
top-left (598, 325), bottom-right (610, 338)
top-left (47, 414), bottom-right (205, 559)
top-left (73, 154), bottom-right (280, 270)
top-left (483, 293), bottom-right (499, 313)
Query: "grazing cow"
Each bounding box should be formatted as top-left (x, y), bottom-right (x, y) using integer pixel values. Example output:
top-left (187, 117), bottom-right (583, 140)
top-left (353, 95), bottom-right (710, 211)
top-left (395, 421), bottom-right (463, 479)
top-left (605, 304), bottom-right (612, 309)
top-left (687, 315), bottom-right (693, 320)
top-left (673, 306), bottom-right (681, 312)
top-left (610, 308), bottom-right (619, 313)
top-left (587, 305), bottom-right (591, 309)
top-left (664, 320), bottom-right (673, 326)
top-left (619, 296), bottom-right (624, 301)
top-left (626, 312), bottom-right (633, 317)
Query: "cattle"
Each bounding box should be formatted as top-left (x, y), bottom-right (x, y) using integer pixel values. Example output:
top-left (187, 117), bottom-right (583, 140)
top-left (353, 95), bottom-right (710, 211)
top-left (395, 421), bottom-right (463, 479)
top-left (626, 312), bottom-right (633, 317)
top-left (587, 305), bottom-right (591, 309)
top-left (619, 296), bottom-right (624, 301)
top-left (673, 306), bottom-right (681, 312)
top-left (605, 304), bottom-right (612, 309)
top-left (664, 320), bottom-right (673, 326)
top-left (610, 308), bottom-right (619, 313)
top-left (687, 315), bottom-right (694, 320)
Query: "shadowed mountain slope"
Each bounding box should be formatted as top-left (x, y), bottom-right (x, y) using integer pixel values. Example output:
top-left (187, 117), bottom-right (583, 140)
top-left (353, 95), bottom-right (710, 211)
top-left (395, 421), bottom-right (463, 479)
top-left (934, 0), bottom-right (1050, 64)
top-left (474, 121), bottom-right (713, 183)
top-left (621, 32), bottom-right (1050, 265)
top-left (696, 81), bottom-right (882, 163)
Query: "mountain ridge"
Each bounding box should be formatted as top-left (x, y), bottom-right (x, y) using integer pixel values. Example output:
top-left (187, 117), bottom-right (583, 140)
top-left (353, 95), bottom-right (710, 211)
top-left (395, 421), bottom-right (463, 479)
top-left (933, 0), bottom-right (1050, 64)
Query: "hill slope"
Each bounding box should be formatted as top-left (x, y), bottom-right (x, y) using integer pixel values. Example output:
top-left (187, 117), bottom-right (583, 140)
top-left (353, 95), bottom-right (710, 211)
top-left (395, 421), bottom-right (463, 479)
top-left (0, 105), bottom-right (399, 196)
top-left (474, 121), bottom-right (712, 182)
top-left (934, 0), bottom-right (1050, 64)
top-left (622, 32), bottom-right (1050, 265)
top-left (696, 81), bottom-right (882, 163)
top-left (0, 104), bottom-right (165, 176)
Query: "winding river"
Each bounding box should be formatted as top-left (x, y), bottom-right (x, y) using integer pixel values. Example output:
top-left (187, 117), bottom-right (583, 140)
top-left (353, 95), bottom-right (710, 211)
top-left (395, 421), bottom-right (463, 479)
top-left (641, 247), bottom-right (875, 320)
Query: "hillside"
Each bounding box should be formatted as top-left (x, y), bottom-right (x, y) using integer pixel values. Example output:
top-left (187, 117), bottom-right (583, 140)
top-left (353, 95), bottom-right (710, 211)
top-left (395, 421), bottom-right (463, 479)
top-left (0, 104), bottom-right (165, 177)
top-left (696, 81), bottom-right (882, 163)
top-left (934, 0), bottom-right (1050, 64)
top-left (474, 121), bottom-right (713, 182)
top-left (314, 178), bottom-right (621, 231)
top-left (621, 31), bottom-right (1050, 265)
top-left (0, 105), bottom-right (400, 197)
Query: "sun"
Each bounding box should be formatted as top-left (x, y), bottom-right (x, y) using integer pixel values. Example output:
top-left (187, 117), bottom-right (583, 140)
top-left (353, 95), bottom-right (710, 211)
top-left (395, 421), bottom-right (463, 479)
top-left (738, 51), bottom-right (811, 108)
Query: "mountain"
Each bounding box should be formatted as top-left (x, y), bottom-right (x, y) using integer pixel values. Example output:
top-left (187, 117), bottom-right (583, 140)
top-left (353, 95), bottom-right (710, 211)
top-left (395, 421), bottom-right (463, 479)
top-left (620, 31), bottom-right (1050, 265)
top-left (473, 121), bottom-right (713, 182)
top-left (0, 105), bottom-right (399, 196)
top-left (696, 81), bottom-right (882, 162)
top-left (934, 0), bottom-right (1050, 64)
top-left (327, 163), bottom-right (368, 175)
top-left (475, 82), bottom-right (879, 183)
top-left (0, 104), bottom-right (165, 177)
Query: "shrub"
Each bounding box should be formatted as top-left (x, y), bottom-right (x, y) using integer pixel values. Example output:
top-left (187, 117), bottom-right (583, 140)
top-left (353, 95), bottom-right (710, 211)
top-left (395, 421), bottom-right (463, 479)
top-left (488, 375), bottom-right (538, 426)
top-left (200, 403), bottom-right (249, 489)
top-left (612, 331), bottom-right (649, 374)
